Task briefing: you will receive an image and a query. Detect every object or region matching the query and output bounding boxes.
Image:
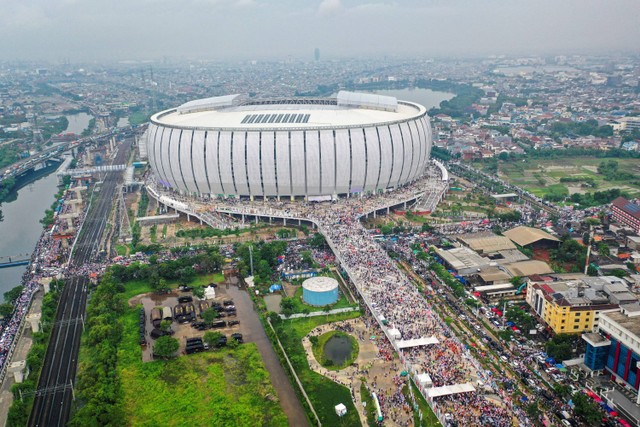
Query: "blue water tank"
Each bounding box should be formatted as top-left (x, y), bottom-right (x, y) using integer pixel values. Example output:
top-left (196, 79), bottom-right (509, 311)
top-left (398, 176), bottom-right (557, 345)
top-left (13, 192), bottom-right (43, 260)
top-left (302, 276), bottom-right (339, 306)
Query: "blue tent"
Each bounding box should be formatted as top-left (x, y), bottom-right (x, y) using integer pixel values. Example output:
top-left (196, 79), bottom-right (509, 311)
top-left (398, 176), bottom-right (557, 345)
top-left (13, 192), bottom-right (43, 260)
top-left (269, 284), bottom-right (282, 292)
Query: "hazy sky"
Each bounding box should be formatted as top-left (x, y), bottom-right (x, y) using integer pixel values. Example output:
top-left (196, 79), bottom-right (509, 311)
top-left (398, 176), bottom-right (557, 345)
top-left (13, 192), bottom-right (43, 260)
top-left (2, 0), bottom-right (639, 61)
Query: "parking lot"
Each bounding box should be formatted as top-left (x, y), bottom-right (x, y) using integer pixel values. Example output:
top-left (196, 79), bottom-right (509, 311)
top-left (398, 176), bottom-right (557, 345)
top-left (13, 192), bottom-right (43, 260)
top-left (130, 284), bottom-right (248, 361)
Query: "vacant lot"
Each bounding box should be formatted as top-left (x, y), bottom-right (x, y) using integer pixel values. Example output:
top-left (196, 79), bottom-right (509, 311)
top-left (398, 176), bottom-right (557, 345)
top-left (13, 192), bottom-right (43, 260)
top-left (118, 308), bottom-right (288, 427)
top-left (496, 157), bottom-right (640, 198)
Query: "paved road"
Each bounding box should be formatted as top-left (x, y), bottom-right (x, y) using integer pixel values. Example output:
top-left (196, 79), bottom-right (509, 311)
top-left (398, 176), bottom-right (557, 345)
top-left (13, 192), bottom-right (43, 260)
top-left (28, 139), bottom-right (132, 427)
top-left (226, 285), bottom-right (310, 427)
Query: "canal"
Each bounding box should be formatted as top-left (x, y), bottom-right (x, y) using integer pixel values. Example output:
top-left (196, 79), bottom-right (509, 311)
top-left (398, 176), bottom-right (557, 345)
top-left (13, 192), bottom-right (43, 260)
top-left (0, 171), bottom-right (59, 296)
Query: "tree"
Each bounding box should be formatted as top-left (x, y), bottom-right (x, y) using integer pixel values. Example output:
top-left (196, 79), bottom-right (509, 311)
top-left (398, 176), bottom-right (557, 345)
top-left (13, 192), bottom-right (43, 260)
top-left (201, 308), bottom-right (220, 325)
top-left (153, 336), bottom-right (179, 359)
top-left (280, 297), bottom-right (295, 312)
top-left (597, 242), bottom-right (610, 257)
top-left (525, 402), bottom-right (541, 420)
top-left (323, 305), bottom-right (332, 320)
top-left (204, 331), bottom-right (223, 347)
top-left (0, 303), bottom-right (14, 318)
top-left (192, 286), bottom-right (205, 299)
top-left (572, 392), bottom-right (603, 426)
top-left (4, 285), bottom-right (24, 304)
top-left (159, 319), bottom-right (172, 332)
top-left (301, 307), bottom-right (311, 318)
top-left (309, 232), bottom-right (326, 248)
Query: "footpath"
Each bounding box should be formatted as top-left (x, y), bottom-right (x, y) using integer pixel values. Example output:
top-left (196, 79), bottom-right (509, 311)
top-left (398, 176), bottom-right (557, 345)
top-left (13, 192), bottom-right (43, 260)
top-left (0, 289), bottom-right (44, 425)
top-left (301, 318), bottom-right (413, 427)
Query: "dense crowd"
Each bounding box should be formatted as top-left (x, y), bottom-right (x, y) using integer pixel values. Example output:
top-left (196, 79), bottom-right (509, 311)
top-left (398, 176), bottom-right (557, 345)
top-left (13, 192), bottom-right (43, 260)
top-left (149, 172), bottom-right (526, 426)
top-left (0, 186), bottom-right (85, 377)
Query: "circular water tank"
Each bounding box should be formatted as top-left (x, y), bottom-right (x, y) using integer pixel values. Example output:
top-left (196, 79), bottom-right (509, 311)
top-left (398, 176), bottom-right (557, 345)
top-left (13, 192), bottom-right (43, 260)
top-left (302, 276), bottom-right (339, 307)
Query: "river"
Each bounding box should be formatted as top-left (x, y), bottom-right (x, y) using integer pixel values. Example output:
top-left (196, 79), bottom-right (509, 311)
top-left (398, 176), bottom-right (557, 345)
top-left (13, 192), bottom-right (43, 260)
top-left (65, 112), bottom-right (93, 135)
top-left (0, 171), bottom-right (59, 296)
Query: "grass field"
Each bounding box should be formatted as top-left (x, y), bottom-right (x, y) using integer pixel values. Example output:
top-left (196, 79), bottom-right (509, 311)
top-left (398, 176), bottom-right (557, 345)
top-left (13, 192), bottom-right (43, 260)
top-left (496, 157), bottom-right (640, 198)
top-left (118, 308), bottom-right (288, 427)
top-left (275, 312), bottom-right (362, 426)
top-left (121, 272), bottom-right (224, 301)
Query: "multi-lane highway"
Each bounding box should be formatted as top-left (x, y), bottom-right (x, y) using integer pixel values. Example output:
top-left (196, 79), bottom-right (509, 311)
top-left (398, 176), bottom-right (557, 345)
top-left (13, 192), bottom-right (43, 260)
top-left (28, 138), bottom-right (132, 427)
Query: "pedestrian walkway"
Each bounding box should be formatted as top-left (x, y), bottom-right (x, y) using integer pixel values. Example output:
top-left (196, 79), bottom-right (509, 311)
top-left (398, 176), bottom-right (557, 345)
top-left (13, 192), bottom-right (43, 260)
top-left (278, 306), bottom-right (359, 320)
top-left (301, 318), bottom-right (413, 427)
top-left (0, 289), bottom-right (43, 426)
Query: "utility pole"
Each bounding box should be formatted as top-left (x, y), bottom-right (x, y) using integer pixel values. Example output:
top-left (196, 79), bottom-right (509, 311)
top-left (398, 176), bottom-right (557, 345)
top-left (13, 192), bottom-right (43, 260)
top-left (584, 223), bottom-right (594, 275)
top-left (248, 245), bottom-right (254, 277)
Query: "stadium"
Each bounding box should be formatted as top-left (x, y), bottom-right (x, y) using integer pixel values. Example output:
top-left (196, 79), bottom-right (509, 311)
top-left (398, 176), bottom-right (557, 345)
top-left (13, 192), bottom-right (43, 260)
top-left (146, 91), bottom-right (432, 200)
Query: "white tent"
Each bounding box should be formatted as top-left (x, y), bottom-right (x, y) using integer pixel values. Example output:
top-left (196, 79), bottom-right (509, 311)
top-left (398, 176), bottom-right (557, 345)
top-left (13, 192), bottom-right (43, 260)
top-left (417, 373), bottom-right (433, 388)
top-left (388, 328), bottom-right (402, 341)
top-left (204, 286), bottom-right (216, 300)
top-left (335, 403), bottom-right (347, 417)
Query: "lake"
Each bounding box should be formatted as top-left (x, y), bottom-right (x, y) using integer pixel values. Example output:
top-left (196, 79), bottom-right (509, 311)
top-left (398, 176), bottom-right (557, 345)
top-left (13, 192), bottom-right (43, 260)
top-left (65, 112), bottom-right (93, 135)
top-left (369, 88), bottom-right (454, 110)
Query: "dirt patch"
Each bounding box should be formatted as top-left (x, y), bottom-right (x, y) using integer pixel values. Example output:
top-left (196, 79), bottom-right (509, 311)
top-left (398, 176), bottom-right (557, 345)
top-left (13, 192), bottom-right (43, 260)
top-left (533, 247), bottom-right (551, 262)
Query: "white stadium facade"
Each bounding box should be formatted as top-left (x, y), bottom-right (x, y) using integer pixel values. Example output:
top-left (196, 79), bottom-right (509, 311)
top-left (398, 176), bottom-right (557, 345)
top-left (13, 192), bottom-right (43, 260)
top-left (146, 91), bottom-right (432, 200)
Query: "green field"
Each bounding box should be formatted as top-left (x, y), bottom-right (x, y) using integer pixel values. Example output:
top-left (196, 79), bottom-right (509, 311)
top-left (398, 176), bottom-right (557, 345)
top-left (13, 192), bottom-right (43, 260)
top-left (273, 312), bottom-right (362, 426)
top-left (496, 157), bottom-right (640, 198)
top-left (118, 309), bottom-right (288, 427)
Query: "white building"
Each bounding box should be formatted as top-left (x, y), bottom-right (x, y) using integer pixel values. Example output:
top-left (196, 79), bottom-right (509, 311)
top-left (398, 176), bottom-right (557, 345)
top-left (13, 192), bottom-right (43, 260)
top-left (145, 91), bottom-right (432, 200)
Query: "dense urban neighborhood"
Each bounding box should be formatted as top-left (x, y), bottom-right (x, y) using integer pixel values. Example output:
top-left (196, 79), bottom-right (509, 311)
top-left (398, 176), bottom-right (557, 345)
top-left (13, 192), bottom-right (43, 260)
top-left (0, 53), bottom-right (639, 427)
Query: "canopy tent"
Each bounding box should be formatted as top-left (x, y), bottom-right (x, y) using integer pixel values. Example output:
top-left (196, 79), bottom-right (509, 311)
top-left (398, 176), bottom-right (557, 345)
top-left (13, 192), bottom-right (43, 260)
top-left (204, 286), bottom-right (216, 300)
top-left (388, 328), bottom-right (402, 340)
top-left (397, 337), bottom-right (439, 349)
top-left (426, 383), bottom-right (476, 398)
top-left (335, 403), bottom-right (347, 417)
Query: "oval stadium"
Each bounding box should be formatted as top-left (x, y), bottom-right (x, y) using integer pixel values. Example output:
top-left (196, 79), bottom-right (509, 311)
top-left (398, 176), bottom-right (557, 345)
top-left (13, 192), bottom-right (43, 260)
top-left (146, 91), bottom-right (432, 200)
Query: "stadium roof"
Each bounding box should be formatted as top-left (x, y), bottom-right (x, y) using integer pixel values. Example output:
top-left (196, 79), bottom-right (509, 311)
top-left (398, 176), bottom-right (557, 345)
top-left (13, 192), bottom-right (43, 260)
top-left (503, 226), bottom-right (560, 247)
top-left (152, 91), bottom-right (425, 130)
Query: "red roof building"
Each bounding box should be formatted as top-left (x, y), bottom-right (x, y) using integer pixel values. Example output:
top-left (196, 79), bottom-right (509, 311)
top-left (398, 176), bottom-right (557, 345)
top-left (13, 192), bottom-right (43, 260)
top-left (611, 197), bottom-right (640, 234)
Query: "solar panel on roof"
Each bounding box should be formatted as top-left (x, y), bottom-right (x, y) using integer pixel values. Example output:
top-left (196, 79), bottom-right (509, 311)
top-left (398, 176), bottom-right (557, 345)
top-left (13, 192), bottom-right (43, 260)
top-left (625, 203), bottom-right (640, 214)
top-left (275, 114), bottom-right (284, 123)
top-left (256, 114), bottom-right (265, 123)
top-left (283, 114), bottom-right (291, 122)
top-left (303, 114), bottom-right (310, 123)
top-left (295, 114), bottom-right (303, 123)
top-left (267, 114), bottom-right (276, 123)
top-left (241, 115), bottom-right (250, 124)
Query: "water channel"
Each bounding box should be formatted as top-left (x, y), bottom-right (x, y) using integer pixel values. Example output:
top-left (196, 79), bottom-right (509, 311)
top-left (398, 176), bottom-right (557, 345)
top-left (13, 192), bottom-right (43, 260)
top-left (0, 171), bottom-right (59, 296)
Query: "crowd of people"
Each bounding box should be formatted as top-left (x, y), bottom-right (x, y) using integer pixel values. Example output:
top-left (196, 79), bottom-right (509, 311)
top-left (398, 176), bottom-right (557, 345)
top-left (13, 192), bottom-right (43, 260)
top-left (149, 171), bottom-right (527, 426)
top-left (0, 185), bottom-right (86, 379)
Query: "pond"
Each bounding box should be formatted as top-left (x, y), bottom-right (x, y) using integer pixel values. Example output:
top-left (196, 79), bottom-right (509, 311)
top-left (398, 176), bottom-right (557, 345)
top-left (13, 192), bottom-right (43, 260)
top-left (324, 334), bottom-right (353, 366)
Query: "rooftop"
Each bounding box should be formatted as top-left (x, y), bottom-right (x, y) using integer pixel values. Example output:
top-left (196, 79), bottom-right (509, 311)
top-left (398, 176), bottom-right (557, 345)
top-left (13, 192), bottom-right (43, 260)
top-left (503, 226), bottom-right (560, 247)
top-left (152, 92), bottom-right (426, 131)
top-left (612, 197), bottom-right (640, 220)
top-left (458, 232), bottom-right (517, 254)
